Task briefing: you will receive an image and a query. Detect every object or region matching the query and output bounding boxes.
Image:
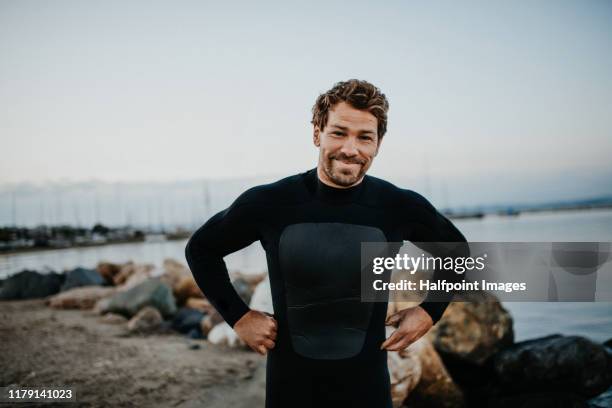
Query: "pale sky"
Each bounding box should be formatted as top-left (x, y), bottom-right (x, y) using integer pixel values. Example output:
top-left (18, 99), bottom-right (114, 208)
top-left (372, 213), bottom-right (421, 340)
top-left (1, 1), bottom-right (611, 199)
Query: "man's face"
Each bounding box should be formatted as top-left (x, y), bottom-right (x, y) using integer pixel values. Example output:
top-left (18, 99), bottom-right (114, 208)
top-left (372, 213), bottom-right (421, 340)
top-left (314, 101), bottom-right (381, 187)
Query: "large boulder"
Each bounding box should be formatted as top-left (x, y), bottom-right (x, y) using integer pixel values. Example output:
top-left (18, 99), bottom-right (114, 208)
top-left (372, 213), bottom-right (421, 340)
top-left (589, 386), bottom-right (612, 408)
top-left (403, 336), bottom-right (465, 408)
top-left (388, 346), bottom-right (421, 407)
top-left (105, 278), bottom-right (177, 318)
top-left (48, 285), bottom-right (117, 309)
top-left (427, 291), bottom-right (514, 366)
top-left (60, 267), bottom-right (105, 291)
top-left (0, 270), bottom-right (65, 300)
top-left (487, 392), bottom-right (588, 407)
top-left (493, 334), bottom-right (612, 398)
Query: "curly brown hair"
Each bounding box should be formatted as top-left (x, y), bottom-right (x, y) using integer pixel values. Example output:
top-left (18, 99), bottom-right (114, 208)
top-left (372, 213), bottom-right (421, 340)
top-left (311, 79), bottom-right (389, 141)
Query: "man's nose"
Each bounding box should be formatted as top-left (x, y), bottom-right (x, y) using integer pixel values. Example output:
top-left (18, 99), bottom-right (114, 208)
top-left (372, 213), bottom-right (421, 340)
top-left (339, 137), bottom-right (359, 156)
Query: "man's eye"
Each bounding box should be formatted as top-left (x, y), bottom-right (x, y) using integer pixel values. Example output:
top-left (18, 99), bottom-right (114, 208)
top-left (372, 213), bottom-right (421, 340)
top-left (360, 135), bottom-right (373, 141)
top-left (332, 131), bottom-right (344, 136)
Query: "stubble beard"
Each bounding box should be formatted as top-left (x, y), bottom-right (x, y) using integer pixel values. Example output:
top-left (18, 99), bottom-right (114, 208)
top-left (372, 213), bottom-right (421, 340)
top-left (322, 154), bottom-right (368, 187)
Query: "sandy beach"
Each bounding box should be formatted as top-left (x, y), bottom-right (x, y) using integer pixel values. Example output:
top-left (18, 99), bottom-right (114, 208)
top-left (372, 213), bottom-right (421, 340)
top-left (0, 299), bottom-right (266, 408)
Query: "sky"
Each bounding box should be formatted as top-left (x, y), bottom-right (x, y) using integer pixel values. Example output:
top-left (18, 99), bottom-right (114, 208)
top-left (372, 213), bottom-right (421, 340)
top-left (1, 0), bottom-right (611, 207)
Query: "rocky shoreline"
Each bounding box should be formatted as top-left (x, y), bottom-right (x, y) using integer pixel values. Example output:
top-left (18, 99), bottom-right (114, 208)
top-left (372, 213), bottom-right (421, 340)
top-left (1, 260), bottom-right (611, 407)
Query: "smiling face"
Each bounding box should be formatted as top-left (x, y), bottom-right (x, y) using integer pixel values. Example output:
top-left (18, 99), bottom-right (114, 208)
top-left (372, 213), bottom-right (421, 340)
top-left (314, 102), bottom-right (381, 188)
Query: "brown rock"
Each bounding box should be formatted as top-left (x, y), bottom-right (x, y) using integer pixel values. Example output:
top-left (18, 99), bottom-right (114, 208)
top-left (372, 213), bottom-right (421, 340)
top-left (403, 337), bottom-right (465, 408)
top-left (185, 297), bottom-right (215, 314)
top-left (159, 259), bottom-right (190, 292)
top-left (426, 291), bottom-right (514, 365)
top-left (116, 264), bottom-right (154, 292)
top-left (112, 262), bottom-right (136, 286)
top-left (174, 276), bottom-right (203, 305)
top-left (47, 286), bottom-right (117, 310)
top-left (127, 306), bottom-right (163, 333)
top-left (96, 262), bottom-right (121, 284)
top-left (388, 347), bottom-right (421, 407)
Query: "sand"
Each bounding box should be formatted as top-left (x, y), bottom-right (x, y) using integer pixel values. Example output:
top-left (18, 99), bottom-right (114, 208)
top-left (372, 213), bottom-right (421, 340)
top-left (0, 299), bottom-right (267, 407)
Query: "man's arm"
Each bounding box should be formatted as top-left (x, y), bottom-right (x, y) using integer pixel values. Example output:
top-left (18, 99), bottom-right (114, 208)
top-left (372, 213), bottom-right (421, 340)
top-left (382, 199), bottom-right (469, 351)
top-left (184, 191), bottom-right (259, 328)
top-left (412, 206), bottom-right (470, 325)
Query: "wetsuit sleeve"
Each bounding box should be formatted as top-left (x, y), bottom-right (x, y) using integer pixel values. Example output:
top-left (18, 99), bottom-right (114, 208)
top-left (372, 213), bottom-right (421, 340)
top-left (184, 190), bottom-right (261, 328)
top-left (404, 197), bottom-right (470, 325)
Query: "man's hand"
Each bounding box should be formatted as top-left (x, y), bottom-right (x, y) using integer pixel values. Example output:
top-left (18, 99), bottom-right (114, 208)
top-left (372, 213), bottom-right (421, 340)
top-left (380, 306), bottom-right (434, 351)
top-left (233, 310), bottom-right (278, 355)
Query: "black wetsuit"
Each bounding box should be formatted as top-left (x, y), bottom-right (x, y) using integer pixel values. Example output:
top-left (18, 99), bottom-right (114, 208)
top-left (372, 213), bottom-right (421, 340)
top-left (185, 168), bottom-right (468, 408)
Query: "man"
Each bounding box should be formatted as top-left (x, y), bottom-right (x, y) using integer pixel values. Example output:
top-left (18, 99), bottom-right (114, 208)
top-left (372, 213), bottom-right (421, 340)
top-left (185, 79), bottom-right (468, 407)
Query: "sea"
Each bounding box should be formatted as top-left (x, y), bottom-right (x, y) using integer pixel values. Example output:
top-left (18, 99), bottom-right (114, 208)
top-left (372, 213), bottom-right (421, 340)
top-left (1, 208), bottom-right (611, 343)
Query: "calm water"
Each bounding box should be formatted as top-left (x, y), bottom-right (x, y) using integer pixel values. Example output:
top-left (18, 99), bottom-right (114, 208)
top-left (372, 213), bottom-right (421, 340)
top-left (1, 208), bottom-right (611, 342)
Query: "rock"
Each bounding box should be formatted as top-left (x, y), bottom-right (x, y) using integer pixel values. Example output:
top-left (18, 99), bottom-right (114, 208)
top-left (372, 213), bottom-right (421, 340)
top-left (112, 261), bottom-right (151, 286)
top-left (493, 334), bottom-right (612, 397)
top-left (427, 291), bottom-right (514, 366)
top-left (187, 328), bottom-right (204, 339)
top-left (96, 262), bottom-right (121, 284)
top-left (105, 278), bottom-right (177, 318)
top-left (249, 275), bottom-right (273, 314)
top-left (48, 285), bottom-right (117, 309)
top-left (127, 306), bottom-right (163, 333)
top-left (171, 307), bottom-right (205, 334)
top-left (589, 386), bottom-right (612, 408)
top-left (174, 276), bottom-right (204, 305)
top-left (185, 297), bottom-right (215, 314)
top-left (403, 336), bottom-right (465, 408)
top-left (200, 311), bottom-right (224, 337)
top-left (0, 270), bottom-right (65, 300)
top-left (388, 346), bottom-right (421, 407)
top-left (159, 259), bottom-right (200, 305)
top-left (488, 392), bottom-right (588, 407)
top-left (60, 267), bottom-right (105, 291)
top-left (208, 322), bottom-right (244, 348)
top-left (99, 313), bottom-right (128, 324)
top-left (115, 264), bottom-right (154, 292)
top-left (93, 297), bottom-right (112, 315)
top-left (161, 258), bottom-right (190, 285)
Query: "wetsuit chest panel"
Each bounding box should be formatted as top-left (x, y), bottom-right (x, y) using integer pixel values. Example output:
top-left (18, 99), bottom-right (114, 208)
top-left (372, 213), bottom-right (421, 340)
top-left (279, 222), bottom-right (386, 360)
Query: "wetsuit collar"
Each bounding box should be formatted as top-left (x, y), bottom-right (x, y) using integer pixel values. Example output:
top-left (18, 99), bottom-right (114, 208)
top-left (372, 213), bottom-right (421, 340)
top-left (305, 167), bottom-right (367, 203)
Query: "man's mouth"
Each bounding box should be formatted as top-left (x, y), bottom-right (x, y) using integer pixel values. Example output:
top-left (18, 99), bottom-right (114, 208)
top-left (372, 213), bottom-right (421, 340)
top-left (333, 157), bottom-right (363, 166)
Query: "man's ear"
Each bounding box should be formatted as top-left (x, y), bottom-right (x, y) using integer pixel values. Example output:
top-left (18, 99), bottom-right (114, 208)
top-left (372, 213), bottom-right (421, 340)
top-left (313, 127), bottom-right (321, 147)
